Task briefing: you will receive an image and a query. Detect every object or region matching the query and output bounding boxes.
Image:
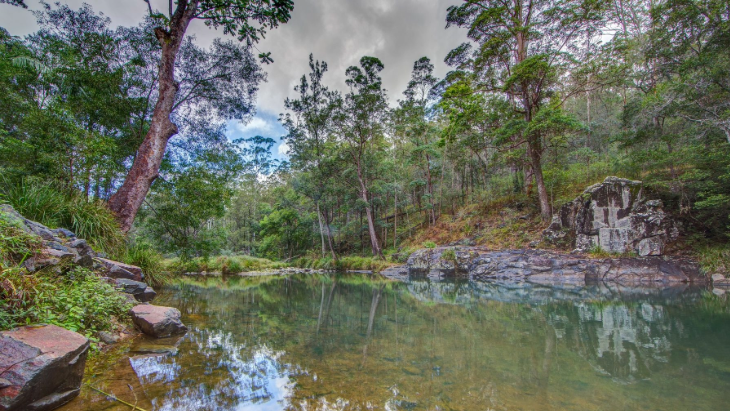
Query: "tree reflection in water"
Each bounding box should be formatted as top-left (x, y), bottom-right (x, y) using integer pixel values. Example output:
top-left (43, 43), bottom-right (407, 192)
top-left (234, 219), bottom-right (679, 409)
top-left (60, 274), bottom-right (730, 411)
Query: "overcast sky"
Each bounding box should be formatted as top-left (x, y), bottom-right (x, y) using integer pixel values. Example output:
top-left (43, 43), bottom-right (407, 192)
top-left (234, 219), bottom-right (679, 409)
top-left (0, 0), bottom-right (467, 158)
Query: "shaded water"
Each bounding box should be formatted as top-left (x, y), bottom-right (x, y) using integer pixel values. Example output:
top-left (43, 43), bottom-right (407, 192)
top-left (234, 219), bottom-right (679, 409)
top-left (61, 274), bottom-right (730, 411)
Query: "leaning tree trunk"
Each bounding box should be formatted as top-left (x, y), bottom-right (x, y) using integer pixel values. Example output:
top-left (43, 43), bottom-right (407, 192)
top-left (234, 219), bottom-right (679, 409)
top-left (108, 11), bottom-right (194, 233)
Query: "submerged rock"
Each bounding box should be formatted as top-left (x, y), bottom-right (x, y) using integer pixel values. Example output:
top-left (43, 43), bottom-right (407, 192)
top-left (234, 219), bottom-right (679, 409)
top-left (130, 305), bottom-right (187, 338)
top-left (543, 176), bottom-right (679, 256)
top-left (0, 325), bottom-right (89, 411)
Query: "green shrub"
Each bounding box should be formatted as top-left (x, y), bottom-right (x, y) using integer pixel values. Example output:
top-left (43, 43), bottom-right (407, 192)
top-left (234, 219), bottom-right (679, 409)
top-left (0, 180), bottom-right (124, 255)
top-left (441, 248), bottom-right (456, 262)
top-left (123, 242), bottom-right (169, 286)
top-left (0, 266), bottom-right (132, 338)
top-left (292, 255), bottom-right (392, 272)
top-left (696, 244), bottom-right (730, 275)
top-left (165, 255), bottom-right (287, 275)
top-left (423, 241), bottom-right (437, 249)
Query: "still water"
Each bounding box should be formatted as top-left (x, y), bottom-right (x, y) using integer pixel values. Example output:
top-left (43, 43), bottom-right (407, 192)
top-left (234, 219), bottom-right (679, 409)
top-left (61, 274), bottom-right (730, 411)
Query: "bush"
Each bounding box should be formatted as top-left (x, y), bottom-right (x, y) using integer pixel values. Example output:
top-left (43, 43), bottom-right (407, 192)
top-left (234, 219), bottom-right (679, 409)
top-left (696, 244), bottom-right (730, 275)
top-left (292, 255), bottom-right (392, 272)
top-left (423, 241), bottom-right (437, 249)
top-left (0, 179), bottom-right (124, 255)
top-left (0, 266), bottom-right (132, 338)
top-left (123, 242), bottom-right (170, 286)
top-left (166, 255), bottom-right (287, 275)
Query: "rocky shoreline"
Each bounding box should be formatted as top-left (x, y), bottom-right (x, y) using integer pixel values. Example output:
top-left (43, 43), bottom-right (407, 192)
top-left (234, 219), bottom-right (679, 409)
top-left (396, 247), bottom-right (706, 285)
top-left (0, 205), bottom-right (188, 411)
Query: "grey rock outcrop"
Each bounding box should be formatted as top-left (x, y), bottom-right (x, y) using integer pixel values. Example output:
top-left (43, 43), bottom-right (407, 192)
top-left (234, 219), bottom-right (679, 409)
top-left (0, 325), bottom-right (89, 411)
top-left (130, 306), bottom-right (187, 338)
top-left (406, 247), bottom-right (703, 285)
top-left (1, 203), bottom-right (150, 287)
top-left (543, 176), bottom-right (679, 256)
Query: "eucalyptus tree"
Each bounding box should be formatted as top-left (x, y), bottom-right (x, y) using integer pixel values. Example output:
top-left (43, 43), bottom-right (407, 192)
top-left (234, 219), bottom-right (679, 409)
top-left (281, 54), bottom-right (338, 259)
top-left (104, 0), bottom-right (294, 232)
top-left (445, 0), bottom-right (607, 220)
top-left (2, 0), bottom-right (293, 232)
top-left (332, 57), bottom-right (389, 258)
top-left (393, 57), bottom-right (440, 225)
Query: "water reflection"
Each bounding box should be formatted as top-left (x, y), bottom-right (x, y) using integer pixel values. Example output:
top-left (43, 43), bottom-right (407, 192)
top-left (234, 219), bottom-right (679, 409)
top-left (61, 274), bottom-right (730, 411)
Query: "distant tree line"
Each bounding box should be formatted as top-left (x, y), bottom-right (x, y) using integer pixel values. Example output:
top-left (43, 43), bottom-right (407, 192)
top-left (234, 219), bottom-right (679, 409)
top-left (1, 0), bottom-right (728, 260)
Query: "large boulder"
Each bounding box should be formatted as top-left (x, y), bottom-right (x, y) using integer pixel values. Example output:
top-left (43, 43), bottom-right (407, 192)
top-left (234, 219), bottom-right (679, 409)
top-left (543, 176), bottom-right (679, 256)
top-left (130, 305), bottom-right (187, 338)
top-left (0, 325), bottom-right (89, 411)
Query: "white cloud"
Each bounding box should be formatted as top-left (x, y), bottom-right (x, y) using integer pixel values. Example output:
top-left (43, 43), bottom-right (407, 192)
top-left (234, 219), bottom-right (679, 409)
top-left (235, 117), bottom-right (274, 134)
top-left (277, 142), bottom-right (290, 156)
top-left (0, 0), bottom-right (470, 123)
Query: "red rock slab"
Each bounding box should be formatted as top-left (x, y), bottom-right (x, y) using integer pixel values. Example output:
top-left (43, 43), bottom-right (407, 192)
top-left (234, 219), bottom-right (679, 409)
top-left (0, 324), bottom-right (89, 411)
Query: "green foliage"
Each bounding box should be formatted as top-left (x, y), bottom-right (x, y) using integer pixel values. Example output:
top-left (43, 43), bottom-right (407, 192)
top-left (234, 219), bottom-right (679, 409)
top-left (167, 255), bottom-right (287, 275)
top-left (423, 241), bottom-right (437, 249)
top-left (696, 245), bottom-right (730, 276)
top-left (0, 266), bottom-right (132, 337)
top-left (123, 242), bottom-right (169, 287)
top-left (441, 248), bottom-right (456, 262)
top-left (292, 256), bottom-right (392, 272)
top-left (0, 180), bottom-right (124, 255)
top-left (0, 211), bottom-right (41, 266)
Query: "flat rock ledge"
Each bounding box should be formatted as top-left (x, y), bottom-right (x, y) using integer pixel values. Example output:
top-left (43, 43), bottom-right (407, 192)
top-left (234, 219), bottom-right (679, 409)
top-left (403, 247), bottom-right (705, 286)
top-left (130, 305), bottom-right (188, 338)
top-left (0, 325), bottom-right (89, 411)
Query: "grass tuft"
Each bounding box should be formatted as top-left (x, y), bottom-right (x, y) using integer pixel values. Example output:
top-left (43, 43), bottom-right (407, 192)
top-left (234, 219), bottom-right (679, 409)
top-left (123, 242), bottom-right (170, 286)
top-left (0, 179), bottom-right (124, 255)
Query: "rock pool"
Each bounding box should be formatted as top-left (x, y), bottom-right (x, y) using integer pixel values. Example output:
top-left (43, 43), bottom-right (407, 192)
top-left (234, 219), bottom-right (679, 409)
top-left (59, 274), bottom-right (730, 410)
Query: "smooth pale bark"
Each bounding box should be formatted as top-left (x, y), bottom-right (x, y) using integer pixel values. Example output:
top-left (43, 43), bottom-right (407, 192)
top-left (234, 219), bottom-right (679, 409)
top-left (316, 202), bottom-right (326, 258)
top-left (109, 4), bottom-right (196, 232)
top-left (356, 163), bottom-right (383, 259)
top-left (323, 206), bottom-right (337, 260)
top-left (529, 141), bottom-right (552, 221)
top-left (393, 190), bottom-right (397, 248)
top-left (425, 153), bottom-right (436, 225)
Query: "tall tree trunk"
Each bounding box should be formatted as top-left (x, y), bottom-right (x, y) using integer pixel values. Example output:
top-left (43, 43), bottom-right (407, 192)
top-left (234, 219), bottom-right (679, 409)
top-left (393, 190), bottom-right (397, 249)
top-left (322, 204), bottom-right (337, 261)
top-left (357, 164), bottom-right (383, 258)
top-left (108, 5), bottom-right (195, 233)
top-left (425, 153), bottom-right (436, 225)
top-left (529, 139), bottom-right (551, 220)
top-left (316, 201), bottom-right (326, 258)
